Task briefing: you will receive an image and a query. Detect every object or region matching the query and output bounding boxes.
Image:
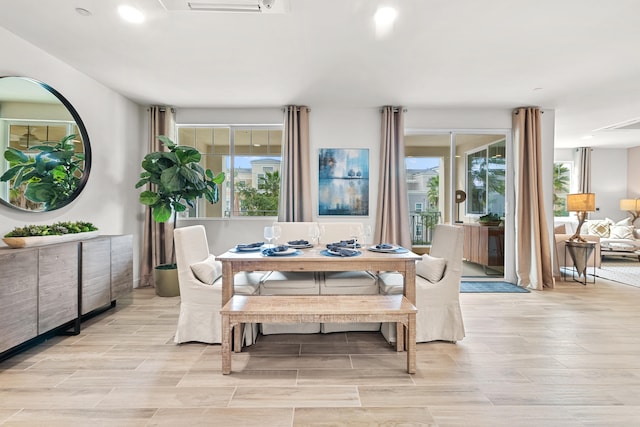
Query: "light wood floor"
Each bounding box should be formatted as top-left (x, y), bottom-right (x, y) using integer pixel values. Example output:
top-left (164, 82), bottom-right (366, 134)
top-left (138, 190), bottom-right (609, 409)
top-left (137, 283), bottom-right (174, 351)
top-left (1, 278), bottom-right (640, 426)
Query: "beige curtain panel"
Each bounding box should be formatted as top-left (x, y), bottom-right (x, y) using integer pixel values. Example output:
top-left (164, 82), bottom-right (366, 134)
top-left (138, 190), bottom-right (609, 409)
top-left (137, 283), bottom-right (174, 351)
top-left (375, 106), bottom-right (412, 249)
top-left (513, 107), bottom-right (554, 290)
top-left (577, 146), bottom-right (592, 193)
top-left (140, 106), bottom-right (176, 288)
top-left (279, 105), bottom-right (312, 222)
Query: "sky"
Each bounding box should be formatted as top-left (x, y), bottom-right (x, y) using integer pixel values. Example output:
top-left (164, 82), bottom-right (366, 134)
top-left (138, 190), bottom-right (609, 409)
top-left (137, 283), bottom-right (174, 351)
top-left (405, 157), bottom-right (440, 170)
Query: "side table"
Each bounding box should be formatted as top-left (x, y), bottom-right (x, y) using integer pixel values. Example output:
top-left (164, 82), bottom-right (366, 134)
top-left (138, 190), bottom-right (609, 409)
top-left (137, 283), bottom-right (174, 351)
top-left (564, 240), bottom-right (596, 285)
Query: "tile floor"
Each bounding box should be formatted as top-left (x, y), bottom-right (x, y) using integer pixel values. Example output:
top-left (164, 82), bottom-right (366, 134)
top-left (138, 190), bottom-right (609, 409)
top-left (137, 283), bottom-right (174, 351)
top-left (1, 278), bottom-right (639, 426)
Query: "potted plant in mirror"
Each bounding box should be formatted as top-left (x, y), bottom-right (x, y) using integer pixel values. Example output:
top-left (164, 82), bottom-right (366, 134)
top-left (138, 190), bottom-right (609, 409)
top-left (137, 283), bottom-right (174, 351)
top-left (1, 134), bottom-right (86, 210)
top-left (135, 135), bottom-right (225, 297)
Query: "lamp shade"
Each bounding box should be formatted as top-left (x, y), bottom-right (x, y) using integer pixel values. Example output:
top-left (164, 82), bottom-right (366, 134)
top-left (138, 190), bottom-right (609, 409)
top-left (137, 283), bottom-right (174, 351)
top-left (566, 193), bottom-right (595, 212)
top-left (620, 198), bottom-right (640, 211)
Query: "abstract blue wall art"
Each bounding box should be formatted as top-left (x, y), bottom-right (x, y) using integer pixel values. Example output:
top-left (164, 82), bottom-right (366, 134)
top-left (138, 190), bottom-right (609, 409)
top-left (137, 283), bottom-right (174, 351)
top-left (318, 148), bottom-right (369, 216)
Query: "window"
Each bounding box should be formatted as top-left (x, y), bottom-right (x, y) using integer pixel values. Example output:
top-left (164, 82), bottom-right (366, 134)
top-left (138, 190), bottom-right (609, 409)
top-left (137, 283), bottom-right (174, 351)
top-left (405, 156), bottom-right (442, 245)
top-left (553, 162), bottom-right (572, 216)
top-left (465, 139), bottom-right (505, 216)
top-left (176, 126), bottom-right (282, 218)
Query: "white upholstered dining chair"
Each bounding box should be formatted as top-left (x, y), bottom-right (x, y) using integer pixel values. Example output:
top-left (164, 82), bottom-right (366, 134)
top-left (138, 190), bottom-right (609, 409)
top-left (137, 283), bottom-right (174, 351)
top-left (379, 224), bottom-right (466, 343)
top-left (173, 225), bottom-right (263, 345)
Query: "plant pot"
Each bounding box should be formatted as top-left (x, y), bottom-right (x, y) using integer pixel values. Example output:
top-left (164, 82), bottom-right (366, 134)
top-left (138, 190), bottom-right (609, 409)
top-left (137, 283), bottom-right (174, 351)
top-left (154, 264), bottom-right (180, 297)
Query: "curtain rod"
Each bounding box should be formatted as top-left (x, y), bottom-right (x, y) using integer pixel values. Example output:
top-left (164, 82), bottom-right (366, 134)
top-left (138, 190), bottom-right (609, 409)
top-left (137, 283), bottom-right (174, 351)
top-left (513, 108), bottom-right (544, 115)
top-left (379, 107), bottom-right (408, 113)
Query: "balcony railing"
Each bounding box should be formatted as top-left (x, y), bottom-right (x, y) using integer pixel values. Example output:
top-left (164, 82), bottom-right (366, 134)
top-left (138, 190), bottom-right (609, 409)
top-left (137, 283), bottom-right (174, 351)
top-left (410, 210), bottom-right (441, 246)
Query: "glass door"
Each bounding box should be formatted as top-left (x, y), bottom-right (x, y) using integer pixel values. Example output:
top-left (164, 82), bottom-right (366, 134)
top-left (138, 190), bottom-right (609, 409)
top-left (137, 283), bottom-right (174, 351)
top-left (405, 130), bottom-right (513, 281)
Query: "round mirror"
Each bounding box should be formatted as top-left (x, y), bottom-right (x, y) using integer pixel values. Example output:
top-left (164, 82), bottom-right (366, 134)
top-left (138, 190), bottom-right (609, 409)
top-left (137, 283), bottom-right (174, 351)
top-left (0, 76), bottom-right (91, 212)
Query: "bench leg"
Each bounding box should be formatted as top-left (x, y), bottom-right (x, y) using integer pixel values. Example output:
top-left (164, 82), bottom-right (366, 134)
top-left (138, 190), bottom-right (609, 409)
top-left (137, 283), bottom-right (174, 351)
top-left (221, 315), bottom-right (232, 374)
top-left (407, 313), bottom-right (416, 374)
top-left (234, 323), bottom-right (243, 353)
top-left (396, 322), bottom-right (405, 352)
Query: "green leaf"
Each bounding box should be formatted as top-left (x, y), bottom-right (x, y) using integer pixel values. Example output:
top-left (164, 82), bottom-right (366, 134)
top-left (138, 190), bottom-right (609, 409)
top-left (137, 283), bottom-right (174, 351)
top-left (160, 166), bottom-right (182, 192)
top-left (4, 147), bottom-right (29, 163)
top-left (179, 166), bottom-right (200, 185)
top-left (134, 178), bottom-right (149, 189)
top-left (175, 146), bottom-right (201, 165)
top-left (158, 135), bottom-right (176, 150)
top-left (172, 201), bottom-right (187, 212)
top-left (0, 164), bottom-right (23, 181)
top-left (212, 171), bottom-right (225, 184)
top-left (153, 204), bottom-right (172, 222)
top-left (139, 190), bottom-right (160, 206)
top-left (25, 182), bottom-right (56, 204)
top-left (29, 145), bottom-right (54, 152)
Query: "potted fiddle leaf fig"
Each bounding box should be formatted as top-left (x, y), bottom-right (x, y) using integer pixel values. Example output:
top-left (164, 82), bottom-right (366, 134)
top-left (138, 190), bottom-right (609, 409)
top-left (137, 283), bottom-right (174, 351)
top-left (135, 135), bottom-right (225, 296)
top-left (1, 134), bottom-right (85, 210)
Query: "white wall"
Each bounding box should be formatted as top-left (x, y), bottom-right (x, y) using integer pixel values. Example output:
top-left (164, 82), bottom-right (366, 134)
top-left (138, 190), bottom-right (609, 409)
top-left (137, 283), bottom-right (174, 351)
top-left (0, 27), bottom-right (146, 285)
top-left (628, 146), bottom-right (640, 199)
top-left (590, 148), bottom-right (629, 221)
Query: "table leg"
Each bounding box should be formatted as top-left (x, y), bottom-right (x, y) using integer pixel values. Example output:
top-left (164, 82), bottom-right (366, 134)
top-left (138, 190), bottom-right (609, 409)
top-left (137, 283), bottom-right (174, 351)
top-left (407, 313), bottom-right (416, 374)
top-left (221, 314), bottom-right (231, 375)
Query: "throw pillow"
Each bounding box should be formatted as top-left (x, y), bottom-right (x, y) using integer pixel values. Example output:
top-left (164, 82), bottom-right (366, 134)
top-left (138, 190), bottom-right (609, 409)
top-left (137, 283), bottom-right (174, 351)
top-left (609, 225), bottom-right (634, 239)
top-left (586, 220), bottom-right (610, 237)
top-left (614, 217), bottom-right (632, 226)
top-left (554, 224), bottom-right (566, 234)
top-left (416, 254), bottom-right (446, 283)
top-left (190, 254), bottom-right (222, 285)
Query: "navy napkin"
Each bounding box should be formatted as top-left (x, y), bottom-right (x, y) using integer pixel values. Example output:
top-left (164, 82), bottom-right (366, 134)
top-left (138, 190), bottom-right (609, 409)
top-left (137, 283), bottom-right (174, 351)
top-left (261, 245), bottom-right (290, 256)
top-left (326, 239), bottom-right (360, 248)
top-left (236, 242), bottom-right (264, 249)
top-left (326, 244), bottom-right (359, 257)
top-left (288, 240), bottom-right (309, 245)
top-left (375, 243), bottom-right (394, 250)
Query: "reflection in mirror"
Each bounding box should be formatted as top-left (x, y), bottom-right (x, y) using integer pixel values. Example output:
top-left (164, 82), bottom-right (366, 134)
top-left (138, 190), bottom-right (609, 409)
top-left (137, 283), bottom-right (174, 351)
top-left (0, 76), bottom-right (91, 212)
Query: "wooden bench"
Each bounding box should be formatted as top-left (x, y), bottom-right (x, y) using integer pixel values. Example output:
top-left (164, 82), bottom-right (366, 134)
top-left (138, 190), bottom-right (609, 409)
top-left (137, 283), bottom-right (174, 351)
top-left (220, 294), bottom-right (417, 374)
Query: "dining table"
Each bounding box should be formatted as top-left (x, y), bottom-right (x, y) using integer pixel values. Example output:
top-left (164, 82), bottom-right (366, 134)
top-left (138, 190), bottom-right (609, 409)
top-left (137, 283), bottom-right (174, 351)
top-left (216, 245), bottom-right (421, 307)
top-left (217, 244), bottom-right (421, 374)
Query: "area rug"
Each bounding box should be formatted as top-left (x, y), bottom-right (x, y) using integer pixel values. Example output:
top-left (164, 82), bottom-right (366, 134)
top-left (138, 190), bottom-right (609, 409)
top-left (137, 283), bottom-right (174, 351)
top-left (460, 281), bottom-right (530, 293)
top-left (590, 257), bottom-right (640, 288)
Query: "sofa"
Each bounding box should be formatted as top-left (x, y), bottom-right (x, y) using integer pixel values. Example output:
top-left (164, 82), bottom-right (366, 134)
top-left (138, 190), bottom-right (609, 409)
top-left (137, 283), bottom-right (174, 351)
top-left (580, 217), bottom-right (639, 260)
top-left (554, 217), bottom-right (640, 276)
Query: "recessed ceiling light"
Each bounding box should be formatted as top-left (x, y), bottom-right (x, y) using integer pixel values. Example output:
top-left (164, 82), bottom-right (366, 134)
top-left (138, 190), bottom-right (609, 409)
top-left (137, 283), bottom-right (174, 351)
top-left (374, 6), bottom-right (397, 26)
top-left (118, 5), bottom-right (145, 23)
top-left (75, 7), bottom-right (92, 16)
top-left (374, 6), bottom-right (397, 38)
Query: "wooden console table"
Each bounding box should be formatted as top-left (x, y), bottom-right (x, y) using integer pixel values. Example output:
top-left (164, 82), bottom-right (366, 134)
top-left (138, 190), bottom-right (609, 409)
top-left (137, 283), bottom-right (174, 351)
top-left (462, 223), bottom-right (504, 269)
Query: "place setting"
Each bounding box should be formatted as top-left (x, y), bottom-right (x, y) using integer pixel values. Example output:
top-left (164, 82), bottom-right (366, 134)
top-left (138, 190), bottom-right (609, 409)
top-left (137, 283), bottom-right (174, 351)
top-left (261, 226), bottom-right (302, 256)
top-left (321, 239), bottom-right (362, 257)
top-left (367, 243), bottom-right (409, 254)
top-left (229, 241), bottom-right (264, 253)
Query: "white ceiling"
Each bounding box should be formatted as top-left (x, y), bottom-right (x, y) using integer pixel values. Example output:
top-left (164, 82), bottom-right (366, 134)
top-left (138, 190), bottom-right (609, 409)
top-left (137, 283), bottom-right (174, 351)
top-left (2, 0), bottom-right (640, 149)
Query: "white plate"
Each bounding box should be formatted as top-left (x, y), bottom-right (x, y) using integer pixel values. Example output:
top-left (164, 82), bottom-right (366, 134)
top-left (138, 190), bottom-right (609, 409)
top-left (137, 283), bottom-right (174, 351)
top-left (266, 248), bottom-right (299, 256)
top-left (368, 245), bottom-right (399, 253)
top-left (327, 248), bottom-right (360, 256)
top-left (234, 245), bottom-right (263, 252)
top-left (288, 243), bottom-right (313, 249)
